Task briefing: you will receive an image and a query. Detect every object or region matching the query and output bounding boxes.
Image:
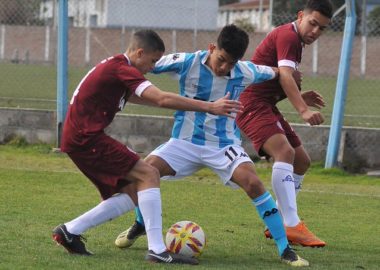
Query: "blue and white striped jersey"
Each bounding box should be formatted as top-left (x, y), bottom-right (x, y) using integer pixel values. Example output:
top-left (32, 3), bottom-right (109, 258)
top-left (153, 50), bottom-right (275, 148)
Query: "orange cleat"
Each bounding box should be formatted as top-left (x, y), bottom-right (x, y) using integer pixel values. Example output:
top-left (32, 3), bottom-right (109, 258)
top-left (264, 222), bottom-right (326, 248)
top-left (287, 221), bottom-right (326, 247)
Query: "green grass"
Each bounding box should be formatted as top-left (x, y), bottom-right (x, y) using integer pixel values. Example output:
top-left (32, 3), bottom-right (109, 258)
top-left (0, 143), bottom-right (379, 269)
top-left (1, 62), bottom-right (379, 127)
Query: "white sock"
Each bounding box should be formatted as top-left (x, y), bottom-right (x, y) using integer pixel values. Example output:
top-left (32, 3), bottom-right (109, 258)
top-left (138, 188), bottom-right (167, 254)
top-left (293, 173), bottom-right (304, 196)
top-left (65, 193), bottom-right (135, 235)
top-left (272, 162), bottom-right (300, 227)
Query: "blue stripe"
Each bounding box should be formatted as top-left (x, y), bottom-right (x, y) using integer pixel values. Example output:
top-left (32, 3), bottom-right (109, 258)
top-left (171, 111), bottom-right (185, 139)
top-left (191, 53), bottom-right (212, 145)
top-left (152, 56), bottom-right (183, 74)
top-left (216, 65), bottom-right (244, 147)
top-left (179, 53), bottom-right (196, 96)
top-left (247, 62), bottom-right (273, 83)
top-left (172, 53), bottom-right (195, 139)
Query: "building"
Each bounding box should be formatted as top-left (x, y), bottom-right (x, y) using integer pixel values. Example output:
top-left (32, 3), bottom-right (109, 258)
top-left (218, 0), bottom-right (271, 31)
top-left (40, 0), bottom-right (218, 30)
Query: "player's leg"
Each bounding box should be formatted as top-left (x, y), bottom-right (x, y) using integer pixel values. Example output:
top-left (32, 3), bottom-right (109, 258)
top-left (207, 146), bottom-right (308, 267)
top-left (115, 139), bottom-right (202, 256)
top-left (115, 155), bottom-right (176, 248)
top-left (293, 145), bottom-right (311, 195)
top-left (52, 137), bottom-right (140, 255)
top-left (277, 120), bottom-right (326, 247)
top-left (262, 133), bottom-right (300, 228)
top-left (231, 162), bottom-right (290, 256)
top-left (125, 159), bottom-right (198, 265)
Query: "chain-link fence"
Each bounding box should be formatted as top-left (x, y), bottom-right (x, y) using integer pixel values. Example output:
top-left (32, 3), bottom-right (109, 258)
top-left (0, 0), bottom-right (379, 129)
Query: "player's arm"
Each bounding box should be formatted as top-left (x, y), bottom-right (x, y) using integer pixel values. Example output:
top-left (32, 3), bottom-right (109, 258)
top-left (279, 66), bottom-right (324, 126)
top-left (140, 85), bottom-right (242, 118)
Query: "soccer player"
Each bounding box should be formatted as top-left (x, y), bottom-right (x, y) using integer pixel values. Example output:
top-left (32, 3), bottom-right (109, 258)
top-left (52, 29), bottom-right (243, 265)
top-left (236, 0), bottom-right (333, 247)
top-left (115, 24), bottom-right (309, 267)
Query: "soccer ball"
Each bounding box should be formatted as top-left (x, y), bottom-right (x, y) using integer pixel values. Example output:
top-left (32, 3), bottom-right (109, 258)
top-left (165, 220), bottom-right (206, 257)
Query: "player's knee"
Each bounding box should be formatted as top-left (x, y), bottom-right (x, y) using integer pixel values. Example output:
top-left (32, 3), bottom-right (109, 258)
top-left (277, 145), bottom-right (295, 161)
top-left (243, 176), bottom-right (266, 198)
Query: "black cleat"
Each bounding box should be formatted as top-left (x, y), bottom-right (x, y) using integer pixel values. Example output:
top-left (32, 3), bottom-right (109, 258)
top-left (52, 224), bottom-right (93, 256)
top-left (115, 220), bottom-right (146, 248)
top-left (145, 250), bottom-right (199, 265)
top-left (281, 245), bottom-right (309, 267)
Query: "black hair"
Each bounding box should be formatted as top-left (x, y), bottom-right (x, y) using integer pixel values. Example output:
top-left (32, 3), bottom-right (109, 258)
top-left (217, 24), bottom-right (249, 61)
top-left (131, 29), bottom-right (165, 52)
top-left (304, 0), bottom-right (333, 19)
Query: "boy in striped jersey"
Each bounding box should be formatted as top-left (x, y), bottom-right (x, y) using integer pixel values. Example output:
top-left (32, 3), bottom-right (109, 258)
top-left (115, 25), bottom-right (309, 267)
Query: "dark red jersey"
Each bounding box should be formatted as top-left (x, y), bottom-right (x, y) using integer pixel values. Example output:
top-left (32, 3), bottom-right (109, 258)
top-left (240, 22), bottom-right (303, 106)
top-left (61, 54), bottom-right (150, 152)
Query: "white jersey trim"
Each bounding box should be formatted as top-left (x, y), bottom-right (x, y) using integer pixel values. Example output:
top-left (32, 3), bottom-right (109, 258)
top-left (278, 59), bottom-right (296, 69)
top-left (135, 81), bottom-right (153, 97)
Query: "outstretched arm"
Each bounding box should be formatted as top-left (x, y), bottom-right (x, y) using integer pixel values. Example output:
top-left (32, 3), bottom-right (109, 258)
top-left (279, 66), bottom-right (324, 126)
top-left (140, 85), bottom-right (242, 118)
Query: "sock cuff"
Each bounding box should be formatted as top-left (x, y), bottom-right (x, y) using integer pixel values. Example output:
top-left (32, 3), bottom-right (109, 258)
top-left (253, 191), bottom-right (272, 206)
top-left (273, 161), bottom-right (293, 172)
top-left (137, 188), bottom-right (160, 198)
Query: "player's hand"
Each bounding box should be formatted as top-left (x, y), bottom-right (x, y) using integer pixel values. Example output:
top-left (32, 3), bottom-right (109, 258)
top-left (211, 92), bottom-right (243, 118)
top-left (302, 90), bottom-right (325, 109)
top-left (300, 109), bottom-right (324, 126)
top-left (292, 70), bottom-right (303, 89)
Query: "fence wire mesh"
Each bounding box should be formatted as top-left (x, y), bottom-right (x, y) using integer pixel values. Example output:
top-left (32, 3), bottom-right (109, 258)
top-left (0, 0), bottom-right (379, 129)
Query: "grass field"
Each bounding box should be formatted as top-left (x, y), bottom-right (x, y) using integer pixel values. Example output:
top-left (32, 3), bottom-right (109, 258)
top-left (0, 62), bottom-right (379, 128)
top-left (0, 142), bottom-right (379, 269)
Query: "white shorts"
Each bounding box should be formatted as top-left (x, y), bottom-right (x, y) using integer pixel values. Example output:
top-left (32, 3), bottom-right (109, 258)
top-left (149, 138), bottom-right (253, 189)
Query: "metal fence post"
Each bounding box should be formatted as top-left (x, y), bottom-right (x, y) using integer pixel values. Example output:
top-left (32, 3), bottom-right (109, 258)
top-left (325, 0), bottom-right (357, 168)
top-left (56, 0), bottom-right (68, 148)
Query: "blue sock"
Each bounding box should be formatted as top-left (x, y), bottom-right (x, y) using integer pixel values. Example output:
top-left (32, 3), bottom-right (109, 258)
top-left (135, 207), bottom-right (145, 227)
top-left (253, 191), bottom-right (288, 256)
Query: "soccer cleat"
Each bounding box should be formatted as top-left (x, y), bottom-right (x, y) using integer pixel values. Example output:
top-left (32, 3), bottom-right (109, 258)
top-left (52, 224), bottom-right (93, 255)
top-left (145, 250), bottom-right (199, 265)
top-left (281, 246), bottom-right (309, 267)
top-left (263, 222), bottom-right (326, 247)
top-left (286, 222), bottom-right (326, 247)
top-left (115, 221), bottom-right (146, 248)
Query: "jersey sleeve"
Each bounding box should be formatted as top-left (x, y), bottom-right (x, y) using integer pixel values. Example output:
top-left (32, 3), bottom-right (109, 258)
top-left (152, 53), bottom-right (186, 76)
top-left (117, 65), bottom-right (152, 97)
top-left (240, 61), bottom-right (276, 85)
top-left (276, 30), bottom-right (300, 69)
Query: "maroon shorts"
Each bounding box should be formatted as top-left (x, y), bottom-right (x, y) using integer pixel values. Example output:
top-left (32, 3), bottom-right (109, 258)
top-left (67, 133), bottom-right (140, 200)
top-left (236, 103), bottom-right (301, 157)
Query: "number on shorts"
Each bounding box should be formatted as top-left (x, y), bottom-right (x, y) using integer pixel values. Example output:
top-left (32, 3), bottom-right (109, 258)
top-left (224, 146), bottom-right (238, 162)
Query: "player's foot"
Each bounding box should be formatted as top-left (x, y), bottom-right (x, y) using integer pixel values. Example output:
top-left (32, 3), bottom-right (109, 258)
top-left (286, 221), bottom-right (326, 247)
top-left (263, 222), bottom-right (326, 247)
top-left (281, 246), bottom-right (309, 267)
top-left (52, 224), bottom-right (93, 255)
top-left (115, 220), bottom-right (146, 248)
top-left (145, 250), bottom-right (199, 265)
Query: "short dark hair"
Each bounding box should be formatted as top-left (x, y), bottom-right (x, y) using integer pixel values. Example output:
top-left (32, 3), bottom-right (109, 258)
top-left (131, 29), bottom-right (165, 52)
top-left (304, 0), bottom-right (333, 19)
top-left (217, 24), bottom-right (249, 61)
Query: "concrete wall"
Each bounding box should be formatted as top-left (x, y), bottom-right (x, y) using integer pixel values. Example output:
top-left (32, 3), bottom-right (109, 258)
top-left (1, 108), bottom-right (379, 171)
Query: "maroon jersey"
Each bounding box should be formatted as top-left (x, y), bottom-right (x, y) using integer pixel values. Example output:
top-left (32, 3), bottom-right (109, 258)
top-left (240, 22), bottom-right (303, 106)
top-left (61, 54), bottom-right (150, 152)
